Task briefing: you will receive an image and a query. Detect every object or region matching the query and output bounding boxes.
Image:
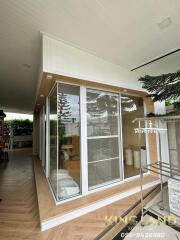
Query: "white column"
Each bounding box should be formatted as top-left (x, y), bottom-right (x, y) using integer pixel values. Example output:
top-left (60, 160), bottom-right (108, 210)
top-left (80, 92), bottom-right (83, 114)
top-left (80, 86), bottom-right (88, 195)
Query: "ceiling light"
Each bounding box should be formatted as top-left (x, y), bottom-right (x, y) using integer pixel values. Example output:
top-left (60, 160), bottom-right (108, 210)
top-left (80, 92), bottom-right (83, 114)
top-left (158, 17), bottom-right (172, 30)
top-left (37, 104), bottom-right (40, 106)
top-left (40, 94), bottom-right (44, 98)
top-left (47, 74), bottom-right (53, 80)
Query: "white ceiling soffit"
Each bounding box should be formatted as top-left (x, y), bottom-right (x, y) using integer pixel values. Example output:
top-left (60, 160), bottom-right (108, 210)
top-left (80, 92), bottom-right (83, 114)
top-left (0, 0), bottom-right (180, 112)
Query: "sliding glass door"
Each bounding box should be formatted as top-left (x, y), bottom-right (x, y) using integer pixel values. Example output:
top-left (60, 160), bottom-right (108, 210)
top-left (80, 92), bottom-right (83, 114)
top-left (121, 95), bottom-right (147, 178)
top-left (47, 82), bottom-right (146, 202)
top-left (49, 83), bottom-right (81, 201)
top-left (86, 89), bottom-right (122, 189)
top-left (49, 85), bottom-right (58, 197)
top-left (57, 83), bottom-right (81, 200)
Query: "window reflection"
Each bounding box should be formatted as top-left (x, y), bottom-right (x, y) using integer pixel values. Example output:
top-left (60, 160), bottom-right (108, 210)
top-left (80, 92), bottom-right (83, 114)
top-left (87, 91), bottom-right (119, 136)
top-left (57, 84), bottom-right (81, 200)
top-left (121, 95), bottom-right (147, 178)
top-left (49, 86), bottom-right (58, 197)
top-left (48, 84), bottom-right (147, 201)
top-left (87, 89), bottom-right (121, 189)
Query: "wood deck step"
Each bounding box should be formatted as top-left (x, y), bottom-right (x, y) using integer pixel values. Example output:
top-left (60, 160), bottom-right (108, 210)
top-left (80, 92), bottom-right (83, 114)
top-left (33, 157), bottom-right (160, 231)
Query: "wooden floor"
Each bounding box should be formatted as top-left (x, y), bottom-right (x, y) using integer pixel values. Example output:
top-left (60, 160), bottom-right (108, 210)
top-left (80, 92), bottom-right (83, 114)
top-left (0, 149), bottom-right (159, 240)
top-left (0, 149), bottom-right (41, 240)
top-left (34, 156), bottom-right (159, 223)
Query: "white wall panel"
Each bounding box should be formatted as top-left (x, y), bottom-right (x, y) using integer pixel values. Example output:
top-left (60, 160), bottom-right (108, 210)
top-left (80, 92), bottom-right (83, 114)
top-left (154, 101), bottom-right (170, 167)
top-left (42, 35), bottom-right (143, 91)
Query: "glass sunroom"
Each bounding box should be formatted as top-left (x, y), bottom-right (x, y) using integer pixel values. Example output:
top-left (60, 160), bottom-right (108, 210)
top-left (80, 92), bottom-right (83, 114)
top-left (45, 81), bottom-right (147, 202)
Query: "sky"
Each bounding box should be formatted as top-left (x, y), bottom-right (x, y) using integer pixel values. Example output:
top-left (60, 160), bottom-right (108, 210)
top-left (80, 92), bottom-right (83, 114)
top-left (5, 112), bottom-right (33, 121)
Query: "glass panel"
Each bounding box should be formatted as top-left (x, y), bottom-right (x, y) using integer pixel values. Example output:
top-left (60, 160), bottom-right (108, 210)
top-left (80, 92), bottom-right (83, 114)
top-left (121, 95), bottom-right (147, 179)
top-left (87, 90), bottom-right (119, 137)
top-left (49, 86), bottom-right (58, 198)
top-left (41, 105), bottom-right (46, 170)
top-left (88, 158), bottom-right (120, 188)
top-left (57, 83), bottom-right (81, 200)
top-left (167, 122), bottom-right (180, 172)
top-left (43, 104), bottom-right (46, 171)
top-left (88, 138), bottom-right (119, 162)
top-left (87, 89), bottom-right (121, 189)
top-left (39, 108), bottom-right (43, 162)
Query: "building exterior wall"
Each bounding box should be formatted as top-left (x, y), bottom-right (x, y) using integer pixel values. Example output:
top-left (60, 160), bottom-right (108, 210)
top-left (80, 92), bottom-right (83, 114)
top-left (37, 34), bottom-right (168, 203)
top-left (42, 34), bottom-right (142, 91)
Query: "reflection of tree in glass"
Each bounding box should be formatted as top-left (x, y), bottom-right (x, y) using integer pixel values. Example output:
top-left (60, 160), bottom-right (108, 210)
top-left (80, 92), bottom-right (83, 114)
top-left (87, 92), bottom-right (118, 117)
top-left (87, 91), bottom-right (118, 135)
top-left (121, 95), bottom-right (137, 112)
top-left (57, 93), bottom-right (71, 122)
top-left (57, 92), bottom-right (72, 168)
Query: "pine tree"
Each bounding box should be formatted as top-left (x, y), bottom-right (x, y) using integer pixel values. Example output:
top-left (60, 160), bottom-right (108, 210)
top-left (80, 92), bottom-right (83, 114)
top-left (87, 92), bottom-right (118, 116)
top-left (139, 70), bottom-right (180, 102)
top-left (57, 93), bottom-right (71, 122)
top-left (57, 92), bottom-right (71, 168)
